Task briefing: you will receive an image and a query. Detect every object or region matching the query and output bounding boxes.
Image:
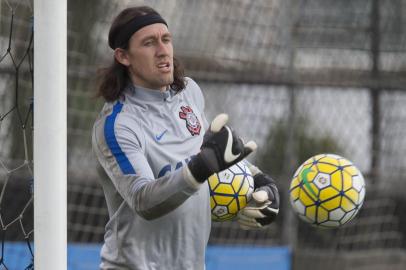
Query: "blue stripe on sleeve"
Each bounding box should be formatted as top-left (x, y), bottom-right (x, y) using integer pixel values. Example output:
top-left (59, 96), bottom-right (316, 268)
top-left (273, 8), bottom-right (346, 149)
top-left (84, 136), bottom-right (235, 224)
top-left (104, 102), bottom-right (136, 175)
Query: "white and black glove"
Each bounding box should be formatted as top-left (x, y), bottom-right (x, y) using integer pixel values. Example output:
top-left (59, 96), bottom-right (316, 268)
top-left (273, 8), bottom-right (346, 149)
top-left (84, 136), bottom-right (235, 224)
top-left (238, 165), bottom-right (280, 229)
top-left (187, 114), bottom-right (257, 182)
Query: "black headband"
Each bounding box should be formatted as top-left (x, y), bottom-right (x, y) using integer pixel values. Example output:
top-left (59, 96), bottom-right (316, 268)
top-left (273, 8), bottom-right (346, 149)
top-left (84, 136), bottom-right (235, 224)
top-left (110, 13), bottom-right (168, 49)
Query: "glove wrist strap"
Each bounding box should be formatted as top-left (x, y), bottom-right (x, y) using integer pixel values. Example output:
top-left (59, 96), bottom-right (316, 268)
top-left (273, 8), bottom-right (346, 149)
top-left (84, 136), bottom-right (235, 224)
top-left (188, 154), bottom-right (213, 182)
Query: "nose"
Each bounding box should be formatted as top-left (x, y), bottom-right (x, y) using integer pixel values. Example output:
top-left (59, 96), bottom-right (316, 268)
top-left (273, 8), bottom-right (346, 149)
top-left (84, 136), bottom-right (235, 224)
top-left (156, 40), bottom-right (171, 57)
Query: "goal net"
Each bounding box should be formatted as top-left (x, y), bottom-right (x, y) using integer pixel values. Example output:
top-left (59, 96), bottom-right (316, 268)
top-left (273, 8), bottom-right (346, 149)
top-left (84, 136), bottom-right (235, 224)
top-left (0, 0), bottom-right (33, 269)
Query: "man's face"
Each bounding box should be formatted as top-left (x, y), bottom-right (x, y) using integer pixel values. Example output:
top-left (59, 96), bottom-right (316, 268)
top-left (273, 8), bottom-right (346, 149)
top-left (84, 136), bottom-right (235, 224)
top-left (119, 23), bottom-right (174, 91)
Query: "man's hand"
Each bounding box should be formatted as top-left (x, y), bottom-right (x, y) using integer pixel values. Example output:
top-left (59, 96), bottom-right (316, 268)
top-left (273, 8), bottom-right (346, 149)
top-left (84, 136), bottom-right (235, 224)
top-left (187, 114), bottom-right (257, 182)
top-left (238, 165), bottom-right (280, 229)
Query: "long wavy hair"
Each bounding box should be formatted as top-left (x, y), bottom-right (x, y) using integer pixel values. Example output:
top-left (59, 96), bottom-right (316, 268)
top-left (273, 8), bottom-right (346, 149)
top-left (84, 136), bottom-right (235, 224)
top-left (97, 6), bottom-right (186, 102)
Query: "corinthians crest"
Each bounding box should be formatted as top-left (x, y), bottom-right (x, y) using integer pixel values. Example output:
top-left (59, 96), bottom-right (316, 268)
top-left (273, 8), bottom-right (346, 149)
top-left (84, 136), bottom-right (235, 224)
top-left (179, 106), bottom-right (201, 136)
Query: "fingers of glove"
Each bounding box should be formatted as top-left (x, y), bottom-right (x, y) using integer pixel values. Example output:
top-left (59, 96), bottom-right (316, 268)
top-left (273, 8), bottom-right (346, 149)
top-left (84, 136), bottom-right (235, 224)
top-left (210, 114), bottom-right (228, 133)
top-left (254, 185), bottom-right (278, 203)
top-left (259, 206), bottom-right (279, 217)
top-left (223, 126), bottom-right (242, 163)
top-left (252, 190), bottom-right (269, 203)
top-left (237, 213), bottom-right (263, 229)
top-left (231, 132), bottom-right (244, 154)
top-left (240, 208), bottom-right (267, 219)
top-left (247, 164), bottom-right (262, 176)
top-left (239, 222), bottom-right (263, 230)
top-left (256, 212), bottom-right (278, 227)
top-left (229, 136), bottom-right (257, 163)
top-left (239, 201), bottom-right (271, 219)
top-left (243, 140), bottom-right (257, 156)
top-left (238, 210), bottom-right (277, 229)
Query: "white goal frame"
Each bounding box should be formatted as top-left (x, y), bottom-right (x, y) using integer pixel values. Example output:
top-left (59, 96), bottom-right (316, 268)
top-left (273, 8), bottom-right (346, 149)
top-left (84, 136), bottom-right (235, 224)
top-left (34, 0), bottom-right (67, 269)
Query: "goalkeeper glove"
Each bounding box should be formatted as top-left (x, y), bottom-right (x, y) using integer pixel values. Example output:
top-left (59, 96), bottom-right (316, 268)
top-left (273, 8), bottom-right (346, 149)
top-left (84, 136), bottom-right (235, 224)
top-left (238, 165), bottom-right (280, 229)
top-left (187, 114), bottom-right (257, 183)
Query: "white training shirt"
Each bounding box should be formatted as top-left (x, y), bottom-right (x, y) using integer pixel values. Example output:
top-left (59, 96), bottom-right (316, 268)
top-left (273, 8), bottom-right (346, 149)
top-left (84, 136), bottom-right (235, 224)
top-left (92, 77), bottom-right (211, 270)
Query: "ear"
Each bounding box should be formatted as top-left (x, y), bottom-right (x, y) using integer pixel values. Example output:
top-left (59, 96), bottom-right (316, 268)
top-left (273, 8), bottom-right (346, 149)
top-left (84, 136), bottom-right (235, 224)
top-left (114, 48), bottom-right (130, 66)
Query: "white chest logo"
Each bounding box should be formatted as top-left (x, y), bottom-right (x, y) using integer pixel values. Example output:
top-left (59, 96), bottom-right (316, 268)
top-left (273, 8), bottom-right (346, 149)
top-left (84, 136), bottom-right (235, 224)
top-left (179, 106), bottom-right (201, 136)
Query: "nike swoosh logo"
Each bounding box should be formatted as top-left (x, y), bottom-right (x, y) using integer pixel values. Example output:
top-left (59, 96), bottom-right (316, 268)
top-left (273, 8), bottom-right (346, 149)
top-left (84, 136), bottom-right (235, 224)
top-left (301, 168), bottom-right (318, 200)
top-left (223, 126), bottom-right (240, 163)
top-left (155, 130), bottom-right (168, 141)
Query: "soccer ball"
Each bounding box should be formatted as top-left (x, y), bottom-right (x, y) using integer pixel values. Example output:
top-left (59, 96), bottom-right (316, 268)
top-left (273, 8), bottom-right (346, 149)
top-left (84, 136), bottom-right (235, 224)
top-left (208, 162), bottom-right (255, 222)
top-left (289, 154), bottom-right (366, 228)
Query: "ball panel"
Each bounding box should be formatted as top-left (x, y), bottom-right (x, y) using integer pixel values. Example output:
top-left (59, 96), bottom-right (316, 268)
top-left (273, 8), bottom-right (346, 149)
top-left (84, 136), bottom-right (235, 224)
top-left (299, 188), bottom-right (317, 206)
top-left (305, 205), bottom-right (316, 222)
top-left (290, 185), bottom-right (301, 200)
top-left (341, 209), bottom-right (357, 225)
top-left (293, 199), bottom-right (306, 215)
top-left (239, 178), bottom-right (250, 196)
top-left (208, 174), bottom-right (220, 190)
top-left (290, 176), bottom-right (301, 189)
top-left (359, 186), bottom-right (366, 204)
top-left (306, 169), bottom-right (319, 184)
top-left (321, 196), bottom-right (341, 210)
top-left (341, 196), bottom-right (356, 212)
top-left (293, 162), bottom-right (314, 178)
top-left (313, 154), bottom-right (328, 162)
top-left (313, 173), bottom-right (332, 190)
top-left (227, 199), bottom-right (239, 215)
top-left (212, 205), bottom-right (228, 217)
top-left (342, 171), bottom-right (353, 191)
top-left (210, 196), bottom-right (216, 209)
top-left (329, 208), bottom-right (346, 221)
top-left (352, 174), bottom-right (365, 192)
top-left (320, 220), bottom-right (341, 228)
top-left (317, 206), bottom-right (329, 223)
top-left (343, 165), bottom-right (358, 177)
top-left (215, 183), bottom-right (235, 196)
top-left (238, 196), bottom-right (248, 208)
top-left (315, 162), bottom-right (338, 174)
top-left (319, 156), bottom-right (341, 166)
top-left (231, 175), bottom-right (244, 193)
top-left (305, 182), bottom-right (320, 201)
top-left (345, 188), bottom-right (359, 204)
top-left (212, 194), bottom-right (234, 206)
top-left (319, 187), bottom-right (339, 201)
top-left (338, 158), bottom-right (354, 167)
top-left (330, 170), bottom-right (343, 191)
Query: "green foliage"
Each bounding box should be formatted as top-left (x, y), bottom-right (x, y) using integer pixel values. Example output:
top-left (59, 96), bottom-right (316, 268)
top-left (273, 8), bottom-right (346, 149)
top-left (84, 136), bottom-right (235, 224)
top-left (257, 116), bottom-right (342, 178)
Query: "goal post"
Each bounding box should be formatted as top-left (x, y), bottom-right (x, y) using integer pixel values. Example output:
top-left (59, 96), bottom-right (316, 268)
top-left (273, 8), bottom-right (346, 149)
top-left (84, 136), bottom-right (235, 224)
top-left (34, 0), bottom-right (67, 269)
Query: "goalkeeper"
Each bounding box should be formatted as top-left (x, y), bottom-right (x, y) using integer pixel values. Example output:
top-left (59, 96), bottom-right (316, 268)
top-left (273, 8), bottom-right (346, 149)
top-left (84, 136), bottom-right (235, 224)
top-left (92, 5), bottom-right (280, 270)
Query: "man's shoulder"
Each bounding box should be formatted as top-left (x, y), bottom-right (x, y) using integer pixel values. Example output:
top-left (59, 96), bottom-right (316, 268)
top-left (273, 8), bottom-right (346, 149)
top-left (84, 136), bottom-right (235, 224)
top-left (183, 77), bottom-right (203, 98)
top-left (94, 100), bottom-right (143, 132)
top-left (184, 77), bottom-right (200, 90)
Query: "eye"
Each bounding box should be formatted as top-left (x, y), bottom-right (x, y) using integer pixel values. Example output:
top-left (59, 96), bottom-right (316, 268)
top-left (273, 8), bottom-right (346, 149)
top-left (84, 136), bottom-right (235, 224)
top-left (143, 40), bottom-right (154, 47)
top-left (162, 35), bottom-right (172, 44)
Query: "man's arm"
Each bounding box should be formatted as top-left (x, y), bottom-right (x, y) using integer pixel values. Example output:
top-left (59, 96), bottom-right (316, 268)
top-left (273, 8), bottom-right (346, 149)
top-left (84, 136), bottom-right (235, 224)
top-left (92, 109), bottom-right (202, 221)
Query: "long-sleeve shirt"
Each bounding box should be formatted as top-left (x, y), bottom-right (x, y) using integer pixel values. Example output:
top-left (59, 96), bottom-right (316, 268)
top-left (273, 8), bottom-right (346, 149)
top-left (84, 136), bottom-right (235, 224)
top-left (92, 77), bottom-right (211, 270)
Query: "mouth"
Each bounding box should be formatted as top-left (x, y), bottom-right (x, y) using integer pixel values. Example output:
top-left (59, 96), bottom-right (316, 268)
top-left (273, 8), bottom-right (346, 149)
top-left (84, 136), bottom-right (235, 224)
top-left (157, 62), bottom-right (172, 73)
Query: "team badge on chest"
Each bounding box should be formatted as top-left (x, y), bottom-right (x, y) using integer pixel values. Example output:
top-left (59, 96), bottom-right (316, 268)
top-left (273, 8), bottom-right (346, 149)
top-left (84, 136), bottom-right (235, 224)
top-left (179, 106), bottom-right (201, 136)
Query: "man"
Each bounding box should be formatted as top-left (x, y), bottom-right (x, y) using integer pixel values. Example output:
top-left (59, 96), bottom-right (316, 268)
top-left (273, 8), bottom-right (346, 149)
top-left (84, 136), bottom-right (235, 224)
top-left (92, 6), bottom-right (279, 270)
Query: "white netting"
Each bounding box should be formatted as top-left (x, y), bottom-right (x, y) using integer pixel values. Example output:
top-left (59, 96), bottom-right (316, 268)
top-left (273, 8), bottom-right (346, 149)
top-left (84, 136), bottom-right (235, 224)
top-left (0, 0), bottom-right (33, 269)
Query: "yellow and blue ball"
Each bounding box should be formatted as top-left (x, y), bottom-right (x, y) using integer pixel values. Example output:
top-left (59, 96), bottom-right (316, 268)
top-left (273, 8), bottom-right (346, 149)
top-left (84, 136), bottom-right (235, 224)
top-left (289, 154), bottom-right (366, 228)
top-left (208, 162), bottom-right (254, 222)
